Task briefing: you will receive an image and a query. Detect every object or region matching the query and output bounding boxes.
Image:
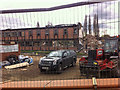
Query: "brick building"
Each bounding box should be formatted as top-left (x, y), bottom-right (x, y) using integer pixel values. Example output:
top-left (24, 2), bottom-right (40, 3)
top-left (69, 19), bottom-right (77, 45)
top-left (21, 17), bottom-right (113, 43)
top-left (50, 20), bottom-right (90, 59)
top-left (0, 23), bottom-right (82, 51)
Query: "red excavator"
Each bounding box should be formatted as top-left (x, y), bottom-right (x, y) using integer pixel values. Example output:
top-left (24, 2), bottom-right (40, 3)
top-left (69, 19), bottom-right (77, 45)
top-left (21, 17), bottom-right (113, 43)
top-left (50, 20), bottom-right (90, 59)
top-left (79, 38), bottom-right (119, 78)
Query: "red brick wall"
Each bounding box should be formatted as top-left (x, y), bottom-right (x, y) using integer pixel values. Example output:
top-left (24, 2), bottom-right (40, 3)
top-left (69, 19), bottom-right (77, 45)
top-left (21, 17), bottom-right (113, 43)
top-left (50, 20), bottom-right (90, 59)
top-left (58, 28), bottom-right (64, 39)
top-left (41, 29), bottom-right (45, 39)
top-left (68, 28), bottom-right (73, 39)
top-left (2, 26), bottom-right (79, 51)
top-left (2, 26), bottom-right (78, 40)
top-left (33, 29), bottom-right (37, 40)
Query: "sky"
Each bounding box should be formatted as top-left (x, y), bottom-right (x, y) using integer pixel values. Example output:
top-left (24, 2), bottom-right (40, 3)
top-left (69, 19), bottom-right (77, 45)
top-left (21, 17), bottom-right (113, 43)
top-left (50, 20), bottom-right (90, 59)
top-left (0, 0), bottom-right (87, 10)
top-left (0, 0), bottom-right (119, 36)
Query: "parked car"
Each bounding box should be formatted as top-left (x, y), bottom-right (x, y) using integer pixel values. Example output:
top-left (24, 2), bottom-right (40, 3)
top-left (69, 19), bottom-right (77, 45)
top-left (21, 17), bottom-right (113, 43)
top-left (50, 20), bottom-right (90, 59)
top-left (38, 50), bottom-right (77, 74)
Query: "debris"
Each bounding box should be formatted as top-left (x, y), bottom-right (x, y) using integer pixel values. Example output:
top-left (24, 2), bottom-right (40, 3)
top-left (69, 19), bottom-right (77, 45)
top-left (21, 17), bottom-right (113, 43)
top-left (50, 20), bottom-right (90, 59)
top-left (36, 52), bottom-right (38, 55)
top-left (1, 61), bottom-right (11, 67)
top-left (21, 68), bottom-right (27, 71)
top-left (7, 55), bottom-right (18, 65)
top-left (0, 62), bottom-right (2, 68)
top-left (2, 80), bottom-right (12, 84)
top-left (18, 55), bottom-right (33, 64)
top-left (4, 55), bottom-right (33, 69)
top-left (5, 62), bottom-right (29, 69)
top-left (28, 57), bottom-right (33, 65)
top-left (80, 35), bottom-right (103, 52)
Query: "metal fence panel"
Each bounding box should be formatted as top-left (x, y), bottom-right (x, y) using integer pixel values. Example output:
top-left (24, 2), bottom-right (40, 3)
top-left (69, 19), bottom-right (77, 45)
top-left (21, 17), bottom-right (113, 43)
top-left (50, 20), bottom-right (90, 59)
top-left (0, 0), bottom-right (120, 89)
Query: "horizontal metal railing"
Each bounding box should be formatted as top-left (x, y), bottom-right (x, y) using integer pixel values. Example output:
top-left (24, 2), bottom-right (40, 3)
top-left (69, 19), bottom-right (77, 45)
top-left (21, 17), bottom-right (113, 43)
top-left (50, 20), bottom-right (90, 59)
top-left (1, 0), bottom-right (114, 14)
top-left (1, 0), bottom-right (119, 89)
top-left (2, 78), bottom-right (120, 89)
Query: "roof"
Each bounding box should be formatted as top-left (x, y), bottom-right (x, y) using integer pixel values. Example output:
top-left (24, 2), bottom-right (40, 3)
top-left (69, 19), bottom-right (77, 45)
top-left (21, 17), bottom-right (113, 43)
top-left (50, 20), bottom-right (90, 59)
top-left (1, 24), bottom-right (79, 31)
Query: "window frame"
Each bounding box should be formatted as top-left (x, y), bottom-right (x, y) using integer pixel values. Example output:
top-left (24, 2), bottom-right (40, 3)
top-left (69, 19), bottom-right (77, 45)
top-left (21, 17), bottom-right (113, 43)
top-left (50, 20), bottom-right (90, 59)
top-left (36, 29), bottom-right (41, 36)
top-left (54, 28), bottom-right (58, 35)
top-left (29, 30), bottom-right (33, 36)
top-left (45, 28), bottom-right (49, 35)
top-left (73, 27), bottom-right (78, 34)
top-left (63, 28), bottom-right (68, 35)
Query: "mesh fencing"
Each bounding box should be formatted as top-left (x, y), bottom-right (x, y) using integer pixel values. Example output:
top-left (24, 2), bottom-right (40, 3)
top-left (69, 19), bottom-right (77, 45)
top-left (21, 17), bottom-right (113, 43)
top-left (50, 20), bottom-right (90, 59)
top-left (0, 0), bottom-right (120, 89)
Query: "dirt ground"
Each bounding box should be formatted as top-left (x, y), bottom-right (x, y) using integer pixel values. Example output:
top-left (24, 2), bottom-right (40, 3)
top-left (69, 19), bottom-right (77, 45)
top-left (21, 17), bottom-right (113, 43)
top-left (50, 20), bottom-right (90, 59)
top-left (2, 56), bottom-right (86, 82)
top-left (2, 55), bottom-right (120, 82)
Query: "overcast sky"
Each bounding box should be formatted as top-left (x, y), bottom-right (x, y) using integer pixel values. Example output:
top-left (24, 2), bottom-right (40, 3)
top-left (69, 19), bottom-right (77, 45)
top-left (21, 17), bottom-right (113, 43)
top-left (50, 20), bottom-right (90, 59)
top-left (0, 0), bottom-right (87, 10)
top-left (0, 0), bottom-right (119, 36)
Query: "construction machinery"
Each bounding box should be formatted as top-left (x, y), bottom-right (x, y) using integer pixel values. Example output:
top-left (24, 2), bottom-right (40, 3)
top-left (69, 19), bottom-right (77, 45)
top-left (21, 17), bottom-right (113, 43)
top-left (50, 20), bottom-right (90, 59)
top-left (79, 37), bottom-right (119, 78)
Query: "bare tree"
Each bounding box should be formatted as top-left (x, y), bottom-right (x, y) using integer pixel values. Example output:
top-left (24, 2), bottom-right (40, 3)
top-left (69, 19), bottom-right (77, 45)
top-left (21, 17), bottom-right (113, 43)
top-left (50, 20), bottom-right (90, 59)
top-left (88, 15), bottom-right (91, 35)
top-left (83, 15), bottom-right (87, 37)
top-left (93, 14), bottom-right (99, 38)
top-left (96, 15), bottom-right (99, 37)
top-left (93, 14), bottom-right (97, 37)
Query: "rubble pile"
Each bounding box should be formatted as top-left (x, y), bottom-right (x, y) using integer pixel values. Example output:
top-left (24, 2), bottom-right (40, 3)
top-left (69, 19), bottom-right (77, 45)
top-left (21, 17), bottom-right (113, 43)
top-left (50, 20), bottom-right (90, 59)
top-left (80, 35), bottom-right (103, 53)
